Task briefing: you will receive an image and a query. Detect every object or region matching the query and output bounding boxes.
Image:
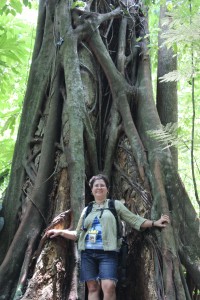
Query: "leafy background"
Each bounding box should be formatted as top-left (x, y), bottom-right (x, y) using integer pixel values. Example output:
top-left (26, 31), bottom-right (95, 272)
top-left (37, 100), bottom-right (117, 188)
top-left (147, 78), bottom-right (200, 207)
top-left (149, 0), bottom-right (200, 213)
top-left (0, 0), bottom-right (37, 195)
top-left (0, 0), bottom-right (199, 214)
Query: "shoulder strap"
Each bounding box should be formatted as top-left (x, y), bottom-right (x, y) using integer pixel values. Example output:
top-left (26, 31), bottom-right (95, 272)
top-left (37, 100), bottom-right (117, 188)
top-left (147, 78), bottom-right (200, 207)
top-left (108, 199), bottom-right (121, 239)
top-left (82, 200), bottom-right (121, 238)
top-left (82, 202), bottom-right (94, 231)
top-left (85, 202), bottom-right (94, 218)
top-left (108, 199), bottom-right (117, 216)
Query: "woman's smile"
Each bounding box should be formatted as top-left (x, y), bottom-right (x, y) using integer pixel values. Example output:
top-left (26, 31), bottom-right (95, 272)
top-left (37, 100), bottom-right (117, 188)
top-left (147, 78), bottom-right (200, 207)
top-left (92, 179), bottom-right (108, 202)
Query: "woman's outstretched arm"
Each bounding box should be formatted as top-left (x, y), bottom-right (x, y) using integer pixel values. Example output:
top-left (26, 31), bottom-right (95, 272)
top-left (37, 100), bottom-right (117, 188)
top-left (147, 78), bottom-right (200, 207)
top-left (46, 229), bottom-right (77, 240)
top-left (141, 214), bottom-right (170, 228)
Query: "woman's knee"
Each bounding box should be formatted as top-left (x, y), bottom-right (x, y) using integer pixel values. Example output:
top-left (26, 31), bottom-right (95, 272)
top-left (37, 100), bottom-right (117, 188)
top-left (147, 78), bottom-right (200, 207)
top-left (101, 279), bottom-right (116, 295)
top-left (87, 280), bottom-right (100, 293)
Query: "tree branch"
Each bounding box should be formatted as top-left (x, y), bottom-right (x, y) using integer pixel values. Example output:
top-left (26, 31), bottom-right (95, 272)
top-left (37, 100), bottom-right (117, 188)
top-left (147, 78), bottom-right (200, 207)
top-left (103, 105), bottom-right (122, 177)
top-left (117, 17), bottom-right (127, 74)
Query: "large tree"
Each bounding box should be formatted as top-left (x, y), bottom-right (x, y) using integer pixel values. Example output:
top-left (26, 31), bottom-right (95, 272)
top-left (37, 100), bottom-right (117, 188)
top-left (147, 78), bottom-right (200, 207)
top-left (0, 0), bottom-right (199, 299)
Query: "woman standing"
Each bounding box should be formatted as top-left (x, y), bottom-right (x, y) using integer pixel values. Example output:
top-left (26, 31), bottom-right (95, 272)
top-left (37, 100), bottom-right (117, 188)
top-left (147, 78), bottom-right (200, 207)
top-left (46, 174), bottom-right (170, 300)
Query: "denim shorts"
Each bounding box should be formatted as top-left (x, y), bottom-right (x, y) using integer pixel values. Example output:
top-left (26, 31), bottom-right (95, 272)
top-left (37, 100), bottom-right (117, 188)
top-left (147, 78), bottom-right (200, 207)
top-left (80, 249), bottom-right (118, 282)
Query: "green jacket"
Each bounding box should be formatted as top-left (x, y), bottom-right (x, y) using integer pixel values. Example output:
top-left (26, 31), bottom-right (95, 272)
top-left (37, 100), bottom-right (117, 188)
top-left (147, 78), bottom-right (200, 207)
top-left (75, 199), bottom-right (147, 251)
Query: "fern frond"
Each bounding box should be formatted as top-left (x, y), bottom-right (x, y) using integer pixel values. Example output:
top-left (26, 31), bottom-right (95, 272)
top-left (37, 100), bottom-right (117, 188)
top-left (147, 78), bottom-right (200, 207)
top-left (147, 122), bottom-right (178, 149)
top-left (159, 70), bottom-right (183, 82)
top-left (161, 11), bottom-right (200, 46)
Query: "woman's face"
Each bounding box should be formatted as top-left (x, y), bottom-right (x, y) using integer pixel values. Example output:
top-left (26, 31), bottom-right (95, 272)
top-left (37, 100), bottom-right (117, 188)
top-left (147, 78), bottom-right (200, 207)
top-left (91, 179), bottom-right (108, 201)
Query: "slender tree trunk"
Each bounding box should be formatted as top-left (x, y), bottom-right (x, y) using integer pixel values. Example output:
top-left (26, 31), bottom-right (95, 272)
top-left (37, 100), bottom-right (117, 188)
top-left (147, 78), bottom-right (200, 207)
top-left (157, 4), bottom-right (178, 168)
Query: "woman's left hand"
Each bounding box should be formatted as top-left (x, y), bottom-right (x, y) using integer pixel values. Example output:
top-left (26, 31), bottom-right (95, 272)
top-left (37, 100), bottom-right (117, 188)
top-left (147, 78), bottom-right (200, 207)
top-left (154, 215), bottom-right (170, 228)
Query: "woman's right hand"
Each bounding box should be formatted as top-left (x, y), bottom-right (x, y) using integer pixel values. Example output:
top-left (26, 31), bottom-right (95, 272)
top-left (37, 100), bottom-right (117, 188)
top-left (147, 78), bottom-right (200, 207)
top-left (46, 229), bottom-right (61, 239)
top-left (45, 228), bottom-right (77, 241)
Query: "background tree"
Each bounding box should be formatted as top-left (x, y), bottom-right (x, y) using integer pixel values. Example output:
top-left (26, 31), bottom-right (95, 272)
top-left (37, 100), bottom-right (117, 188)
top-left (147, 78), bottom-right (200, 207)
top-left (155, 0), bottom-right (200, 213)
top-left (156, 2), bottom-right (178, 168)
top-left (0, 0), bottom-right (199, 300)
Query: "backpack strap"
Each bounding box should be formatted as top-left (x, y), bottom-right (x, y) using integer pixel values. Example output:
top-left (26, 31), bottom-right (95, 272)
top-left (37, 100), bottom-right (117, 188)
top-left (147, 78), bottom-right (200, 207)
top-left (82, 199), bottom-right (121, 238)
top-left (82, 202), bottom-right (94, 231)
top-left (108, 199), bottom-right (121, 239)
top-left (85, 202), bottom-right (94, 218)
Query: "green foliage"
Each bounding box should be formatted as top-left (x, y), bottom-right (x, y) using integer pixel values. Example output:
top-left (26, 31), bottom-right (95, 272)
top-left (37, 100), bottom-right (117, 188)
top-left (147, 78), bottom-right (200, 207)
top-left (161, 4), bottom-right (200, 47)
top-left (160, 2), bottom-right (200, 81)
top-left (0, 139), bottom-right (15, 172)
top-left (71, 1), bottom-right (86, 9)
top-left (0, 17), bottom-right (29, 74)
top-left (0, 0), bottom-right (32, 16)
top-left (148, 5), bottom-right (160, 95)
top-left (148, 1), bottom-right (200, 212)
top-left (0, 4), bottom-right (37, 197)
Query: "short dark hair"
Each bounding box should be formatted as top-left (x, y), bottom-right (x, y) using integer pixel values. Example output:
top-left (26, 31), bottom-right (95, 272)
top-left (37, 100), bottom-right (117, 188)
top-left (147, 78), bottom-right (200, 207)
top-left (89, 174), bottom-right (109, 189)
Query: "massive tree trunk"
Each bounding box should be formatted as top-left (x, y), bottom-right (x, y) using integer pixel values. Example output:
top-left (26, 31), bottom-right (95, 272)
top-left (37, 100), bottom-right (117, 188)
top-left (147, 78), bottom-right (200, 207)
top-left (0, 1), bottom-right (199, 299)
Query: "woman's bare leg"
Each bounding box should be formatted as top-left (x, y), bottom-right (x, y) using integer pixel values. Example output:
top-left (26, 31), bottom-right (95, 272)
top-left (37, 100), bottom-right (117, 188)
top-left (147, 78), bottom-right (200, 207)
top-left (87, 280), bottom-right (101, 300)
top-left (101, 279), bottom-right (116, 300)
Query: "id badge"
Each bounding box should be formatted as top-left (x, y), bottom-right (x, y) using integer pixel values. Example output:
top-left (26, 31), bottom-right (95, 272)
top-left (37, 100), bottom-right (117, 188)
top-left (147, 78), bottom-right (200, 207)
top-left (88, 233), bottom-right (97, 243)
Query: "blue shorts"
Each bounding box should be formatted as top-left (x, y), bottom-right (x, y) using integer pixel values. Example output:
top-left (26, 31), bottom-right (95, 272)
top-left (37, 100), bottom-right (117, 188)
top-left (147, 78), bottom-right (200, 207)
top-left (80, 249), bottom-right (118, 282)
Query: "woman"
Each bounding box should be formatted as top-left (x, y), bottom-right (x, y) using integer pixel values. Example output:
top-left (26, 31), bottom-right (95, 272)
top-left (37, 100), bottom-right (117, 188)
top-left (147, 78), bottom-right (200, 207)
top-left (46, 174), bottom-right (170, 300)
